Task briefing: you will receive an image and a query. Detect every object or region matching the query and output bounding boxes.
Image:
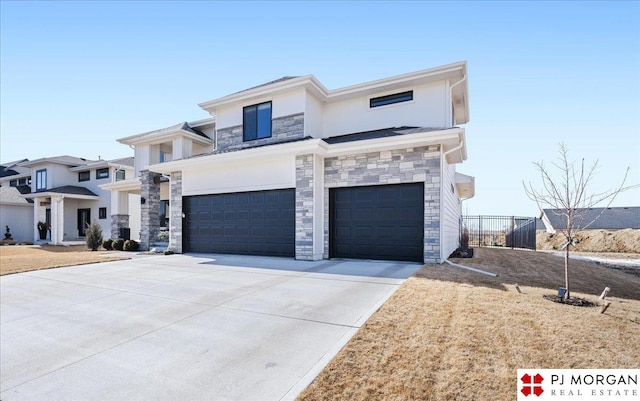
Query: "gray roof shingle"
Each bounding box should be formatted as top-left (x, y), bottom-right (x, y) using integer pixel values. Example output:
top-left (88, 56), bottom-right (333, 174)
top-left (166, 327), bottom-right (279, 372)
top-left (46, 186), bottom-right (99, 197)
top-left (323, 126), bottom-right (453, 144)
top-left (0, 186), bottom-right (33, 204)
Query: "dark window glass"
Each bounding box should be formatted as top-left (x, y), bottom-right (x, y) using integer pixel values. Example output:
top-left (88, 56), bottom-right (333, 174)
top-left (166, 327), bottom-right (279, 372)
top-left (159, 200), bottom-right (169, 227)
top-left (99, 207), bottom-right (107, 219)
top-left (36, 169), bottom-right (47, 191)
top-left (115, 170), bottom-right (126, 181)
top-left (18, 178), bottom-right (27, 185)
top-left (78, 171), bottom-right (90, 182)
top-left (96, 168), bottom-right (109, 179)
top-left (9, 180), bottom-right (17, 187)
top-left (370, 90), bottom-right (413, 108)
top-left (243, 101), bottom-right (271, 141)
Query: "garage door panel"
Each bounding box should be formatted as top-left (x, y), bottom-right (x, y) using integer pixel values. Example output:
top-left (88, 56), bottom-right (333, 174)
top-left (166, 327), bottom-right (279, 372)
top-left (330, 183), bottom-right (424, 262)
top-left (184, 189), bottom-right (295, 257)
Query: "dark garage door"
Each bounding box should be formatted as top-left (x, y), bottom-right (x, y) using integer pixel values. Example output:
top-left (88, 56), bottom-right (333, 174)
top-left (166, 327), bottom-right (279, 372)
top-left (330, 183), bottom-right (424, 262)
top-left (183, 189), bottom-right (295, 257)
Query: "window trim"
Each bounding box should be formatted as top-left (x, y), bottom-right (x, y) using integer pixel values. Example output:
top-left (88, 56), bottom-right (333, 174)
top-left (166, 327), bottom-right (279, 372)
top-left (78, 171), bottom-right (90, 182)
top-left (369, 90), bottom-right (414, 108)
top-left (243, 101), bottom-right (272, 142)
top-left (99, 207), bottom-right (107, 219)
top-left (96, 168), bottom-right (109, 180)
top-left (36, 169), bottom-right (47, 191)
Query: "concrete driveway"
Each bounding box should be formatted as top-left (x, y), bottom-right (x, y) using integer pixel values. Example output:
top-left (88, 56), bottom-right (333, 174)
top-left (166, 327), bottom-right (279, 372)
top-left (0, 253), bottom-right (421, 401)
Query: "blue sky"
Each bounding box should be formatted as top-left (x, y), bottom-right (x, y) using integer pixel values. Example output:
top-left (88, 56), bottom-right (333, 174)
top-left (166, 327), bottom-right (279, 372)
top-left (1, 1), bottom-right (638, 216)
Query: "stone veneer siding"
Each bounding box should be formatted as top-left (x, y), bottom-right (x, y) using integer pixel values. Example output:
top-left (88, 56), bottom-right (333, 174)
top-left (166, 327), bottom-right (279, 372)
top-left (295, 154), bottom-right (315, 260)
top-left (110, 214), bottom-right (129, 240)
top-left (215, 113), bottom-right (304, 153)
top-left (169, 171), bottom-right (183, 253)
top-left (140, 170), bottom-right (161, 251)
top-left (323, 145), bottom-right (441, 263)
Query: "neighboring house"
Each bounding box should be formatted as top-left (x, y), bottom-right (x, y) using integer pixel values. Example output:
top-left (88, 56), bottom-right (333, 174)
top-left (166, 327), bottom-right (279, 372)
top-left (103, 61), bottom-right (475, 263)
top-left (0, 160), bottom-right (34, 241)
top-left (539, 207), bottom-right (640, 234)
top-left (0, 156), bottom-right (138, 244)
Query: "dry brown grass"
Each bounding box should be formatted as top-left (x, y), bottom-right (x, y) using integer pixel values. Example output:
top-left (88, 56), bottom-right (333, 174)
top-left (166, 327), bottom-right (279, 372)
top-left (0, 245), bottom-right (127, 275)
top-left (297, 248), bottom-right (640, 401)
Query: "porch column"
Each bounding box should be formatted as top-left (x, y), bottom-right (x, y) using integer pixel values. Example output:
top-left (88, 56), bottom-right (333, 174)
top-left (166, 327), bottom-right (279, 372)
top-left (50, 195), bottom-right (64, 245)
top-left (295, 154), bottom-right (324, 261)
top-left (33, 198), bottom-right (41, 242)
top-left (169, 171), bottom-right (182, 253)
top-left (110, 190), bottom-right (130, 239)
top-left (140, 170), bottom-right (160, 251)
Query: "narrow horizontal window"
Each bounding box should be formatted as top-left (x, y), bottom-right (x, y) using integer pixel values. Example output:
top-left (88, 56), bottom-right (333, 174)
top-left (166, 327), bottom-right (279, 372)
top-left (78, 171), bottom-right (90, 182)
top-left (370, 90), bottom-right (413, 108)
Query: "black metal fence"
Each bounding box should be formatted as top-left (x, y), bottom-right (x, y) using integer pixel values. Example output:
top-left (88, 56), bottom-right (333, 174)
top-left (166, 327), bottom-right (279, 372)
top-left (462, 215), bottom-right (537, 250)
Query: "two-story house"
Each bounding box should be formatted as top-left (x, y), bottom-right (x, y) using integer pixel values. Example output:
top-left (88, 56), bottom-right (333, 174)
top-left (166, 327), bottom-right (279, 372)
top-left (104, 61), bottom-right (474, 263)
top-left (0, 156), bottom-right (138, 244)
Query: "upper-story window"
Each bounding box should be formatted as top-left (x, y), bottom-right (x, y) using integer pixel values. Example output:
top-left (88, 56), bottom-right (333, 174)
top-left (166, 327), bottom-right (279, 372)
top-left (36, 169), bottom-right (47, 191)
top-left (78, 171), bottom-right (90, 182)
top-left (96, 168), bottom-right (109, 180)
top-left (9, 180), bottom-right (17, 187)
top-left (243, 101), bottom-right (272, 141)
top-left (115, 169), bottom-right (126, 181)
top-left (370, 90), bottom-right (414, 108)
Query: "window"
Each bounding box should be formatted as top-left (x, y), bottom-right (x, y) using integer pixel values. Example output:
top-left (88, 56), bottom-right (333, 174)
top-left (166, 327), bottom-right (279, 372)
top-left (99, 207), bottom-right (107, 219)
top-left (370, 90), bottom-right (414, 108)
top-left (115, 169), bottom-right (126, 181)
top-left (36, 169), bottom-right (47, 191)
top-left (159, 200), bottom-right (170, 227)
top-left (78, 171), bottom-right (90, 182)
top-left (9, 180), bottom-right (17, 187)
top-left (96, 168), bottom-right (109, 179)
top-left (243, 101), bottom-right (272, 141)
top-left (18, 178), bottom-right (27, 186)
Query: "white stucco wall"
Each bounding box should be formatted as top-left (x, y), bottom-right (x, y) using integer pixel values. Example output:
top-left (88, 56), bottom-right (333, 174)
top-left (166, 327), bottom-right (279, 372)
top-left (323, 81), bottom-right (449, 137)
top-left (304, 91), bottom-right (324, 139)
top-left (216, 89), bottom-right (305, 130)
top-left (441, 156), bottom-right (462, 260)
top-left (182, 155), bottom-right (295, 196)
top-left (0, 204), bottom-right (34, 241)
top-left (128, 193), bottom-right (141, 241)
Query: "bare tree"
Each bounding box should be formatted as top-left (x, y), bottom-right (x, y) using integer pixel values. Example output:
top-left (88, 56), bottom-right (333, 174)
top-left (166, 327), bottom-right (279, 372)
top-left (523, 143), bottom-right (631, 300)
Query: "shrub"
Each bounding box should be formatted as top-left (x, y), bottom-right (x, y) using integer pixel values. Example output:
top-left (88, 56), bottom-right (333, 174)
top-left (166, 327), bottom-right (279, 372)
top-left (85, 222), bottom-right (103, 251)
top-left (156, 231), bottom-right (169, 242)
top-left (163, 248), bottom-right (175, 255)
top-left (123, 239), bottom-right (139, 252)
top-left (112, 238), bottom-right (125, 251)
top-left (102, 238), bottom-right (113, 250)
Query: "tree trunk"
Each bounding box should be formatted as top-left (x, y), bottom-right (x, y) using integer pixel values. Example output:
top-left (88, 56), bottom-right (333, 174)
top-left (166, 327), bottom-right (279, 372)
top-left (564, 245), bottom-right (570, 300)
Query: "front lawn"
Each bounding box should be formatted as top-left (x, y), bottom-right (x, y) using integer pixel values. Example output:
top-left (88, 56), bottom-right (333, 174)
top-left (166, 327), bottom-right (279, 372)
top-left (297, 248), bottom-right (640, 401)
top-left (0, 245), bottom-right (128, 275)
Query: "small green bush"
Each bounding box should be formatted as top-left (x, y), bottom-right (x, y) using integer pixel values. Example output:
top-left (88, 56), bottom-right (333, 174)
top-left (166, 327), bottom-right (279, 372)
top-left (102, 238), bottom-right (113, 250)
top-left (85, 223), bottom-right (103, 251)
top-left (112, 238), bottom-right (125, 251)
top-left (123, 239), bottom-right (139, 252)
top-left (156, 231), bottom-right (169, 242)
top-left (163, 248), bottom-right (175, 255)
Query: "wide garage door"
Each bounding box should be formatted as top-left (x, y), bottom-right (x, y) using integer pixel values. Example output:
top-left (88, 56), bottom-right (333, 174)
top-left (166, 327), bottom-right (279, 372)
top-left (329, 183), bottom-right (424, 262)
top-left (183, 189), bottom-right (295, 257)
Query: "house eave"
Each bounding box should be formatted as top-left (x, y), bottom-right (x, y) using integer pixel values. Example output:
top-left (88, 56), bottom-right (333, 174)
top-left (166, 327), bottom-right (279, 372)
top-left (22, 192), bottom-right (100, 201)
top-left (118, 129), bottom-right (213, 147)
top-left (99, 177), bottom-right (142, 192)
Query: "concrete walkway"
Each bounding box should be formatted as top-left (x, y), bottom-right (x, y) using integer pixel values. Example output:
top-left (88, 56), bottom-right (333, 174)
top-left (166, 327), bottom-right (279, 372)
top-left (0, 254), bottom-right (421, 401)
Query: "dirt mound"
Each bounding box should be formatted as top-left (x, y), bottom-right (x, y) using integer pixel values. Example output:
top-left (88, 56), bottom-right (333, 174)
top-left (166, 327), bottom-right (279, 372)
top-left (537, 229), bottom-right (640, 253)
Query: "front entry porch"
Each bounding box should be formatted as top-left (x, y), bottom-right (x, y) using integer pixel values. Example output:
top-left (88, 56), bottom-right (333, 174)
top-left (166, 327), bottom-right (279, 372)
top-left (23, 187), bottom-right (101, 245)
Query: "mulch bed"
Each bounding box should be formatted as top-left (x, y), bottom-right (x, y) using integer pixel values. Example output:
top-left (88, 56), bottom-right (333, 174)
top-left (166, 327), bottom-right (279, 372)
top-left (542, 294), bottom-right (597, 307)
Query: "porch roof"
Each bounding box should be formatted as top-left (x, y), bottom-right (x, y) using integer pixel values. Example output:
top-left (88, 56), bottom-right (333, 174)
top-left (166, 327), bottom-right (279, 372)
top-left (22, 185), bottom-right (100, 200)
